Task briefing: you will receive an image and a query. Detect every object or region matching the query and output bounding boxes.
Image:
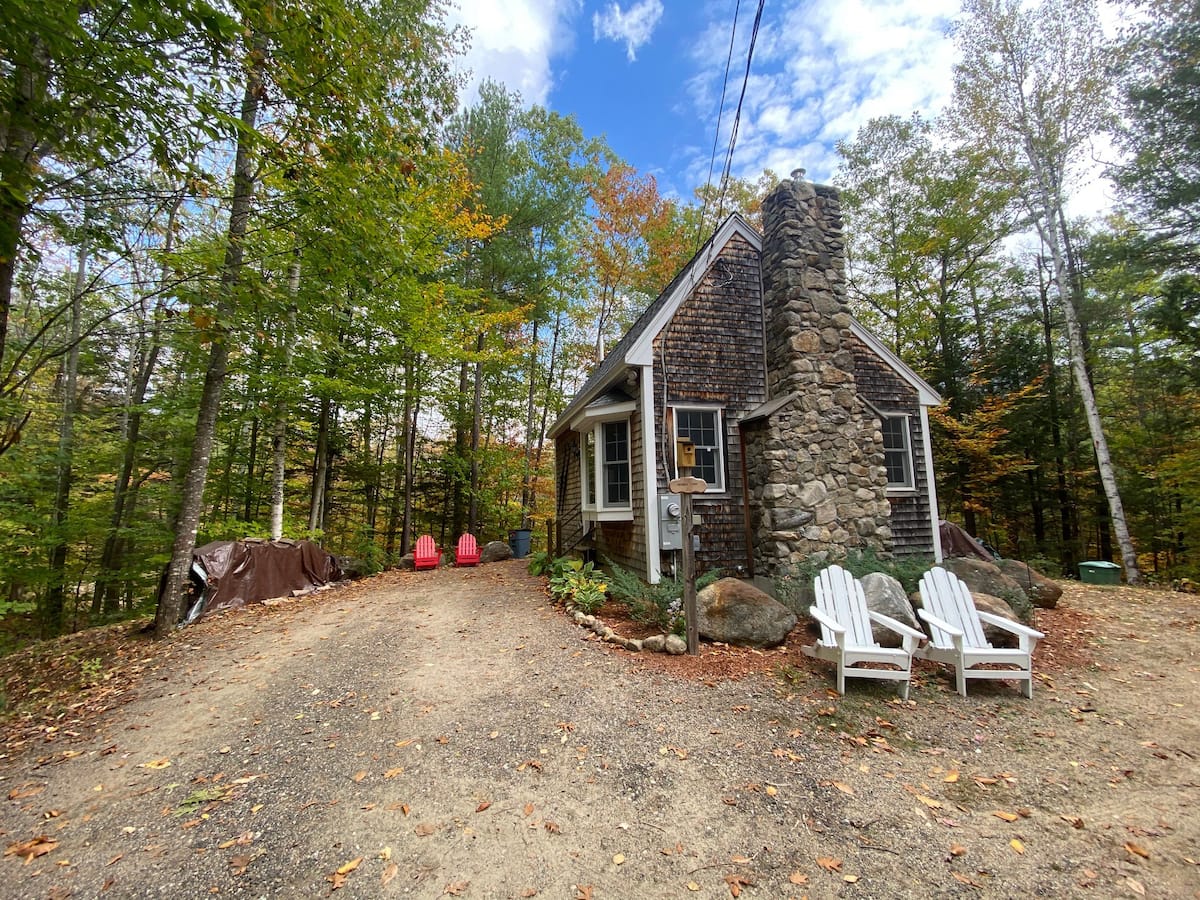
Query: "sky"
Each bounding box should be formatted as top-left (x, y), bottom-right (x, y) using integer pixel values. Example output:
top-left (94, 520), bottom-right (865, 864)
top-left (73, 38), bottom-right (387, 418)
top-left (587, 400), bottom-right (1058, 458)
top-left (444, 0), bottom-right (1120, 215)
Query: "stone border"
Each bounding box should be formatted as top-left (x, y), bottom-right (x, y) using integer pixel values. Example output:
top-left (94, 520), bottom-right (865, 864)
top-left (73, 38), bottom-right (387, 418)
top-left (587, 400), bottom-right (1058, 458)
top-left (562, 601), bottom-right (688, 655)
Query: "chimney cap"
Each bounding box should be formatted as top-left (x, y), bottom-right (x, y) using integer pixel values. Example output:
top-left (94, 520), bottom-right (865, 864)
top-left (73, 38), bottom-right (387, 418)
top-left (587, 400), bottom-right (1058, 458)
top-left (790, 167), bottom-right (807, 181)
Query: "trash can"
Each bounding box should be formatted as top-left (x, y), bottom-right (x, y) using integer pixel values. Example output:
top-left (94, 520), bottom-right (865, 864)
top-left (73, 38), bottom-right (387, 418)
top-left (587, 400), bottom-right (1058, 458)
top-left (1079, 560), bottom-right (1121, 585)
top-left (508, 529), bottom-right (532, 559)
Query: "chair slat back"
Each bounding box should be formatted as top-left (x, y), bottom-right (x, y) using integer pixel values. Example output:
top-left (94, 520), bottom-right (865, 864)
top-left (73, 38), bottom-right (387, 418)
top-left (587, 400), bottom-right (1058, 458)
top-left (814, 564), bottom-right (876, 647)
top-left (457, 533), bottom-right (477, 556)
top-left (919, 566), bottom-right (989, 649)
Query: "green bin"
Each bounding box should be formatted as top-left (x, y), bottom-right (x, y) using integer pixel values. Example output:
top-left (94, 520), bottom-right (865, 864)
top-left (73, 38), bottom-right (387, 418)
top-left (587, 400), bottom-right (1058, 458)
top-left (1079, 560), bottom-right (1121, 585)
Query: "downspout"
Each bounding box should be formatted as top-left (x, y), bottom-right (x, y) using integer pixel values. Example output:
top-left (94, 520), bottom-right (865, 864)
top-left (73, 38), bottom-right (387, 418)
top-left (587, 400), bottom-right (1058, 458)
top-left (738, 423), bottom-right (755, 578)
top-left (640, 363), bottom-right (662, 584)
top-left (920, 404), bottom-right (943, 562)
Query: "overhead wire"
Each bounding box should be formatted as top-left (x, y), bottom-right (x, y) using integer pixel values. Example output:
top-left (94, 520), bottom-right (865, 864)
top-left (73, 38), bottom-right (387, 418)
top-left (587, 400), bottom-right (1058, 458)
top-left (695, 0), bottom-right (743, 250)
top-left (716, 0), bottom-right (766, 222)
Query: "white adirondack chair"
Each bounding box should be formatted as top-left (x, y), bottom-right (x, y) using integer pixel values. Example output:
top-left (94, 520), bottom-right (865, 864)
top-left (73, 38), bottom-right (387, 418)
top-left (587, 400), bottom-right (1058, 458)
top-left (802, 564), bottom-right (925, 700)
top-left (916, 566), bottom-right (1044, 698)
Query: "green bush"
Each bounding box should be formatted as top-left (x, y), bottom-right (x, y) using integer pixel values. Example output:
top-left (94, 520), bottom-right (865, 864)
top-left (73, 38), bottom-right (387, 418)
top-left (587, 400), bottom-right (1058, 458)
top-left (604, 558), bottom-right (718, 633)
top-left (546, 558), bottom-right (608, 613)
top-left (773, 547), bottom-right (935, 616)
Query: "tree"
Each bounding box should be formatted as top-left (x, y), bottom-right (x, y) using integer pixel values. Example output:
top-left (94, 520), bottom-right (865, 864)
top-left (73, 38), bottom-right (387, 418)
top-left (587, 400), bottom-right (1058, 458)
top-left (949, 0), bottom-right (1142, 581)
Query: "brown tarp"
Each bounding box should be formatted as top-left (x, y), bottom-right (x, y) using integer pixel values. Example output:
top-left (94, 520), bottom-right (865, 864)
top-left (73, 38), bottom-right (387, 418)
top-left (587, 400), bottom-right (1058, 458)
top-left (939, 520), bottom-right (994, 561)
top-left (189, 539), bottom-right (341, 620)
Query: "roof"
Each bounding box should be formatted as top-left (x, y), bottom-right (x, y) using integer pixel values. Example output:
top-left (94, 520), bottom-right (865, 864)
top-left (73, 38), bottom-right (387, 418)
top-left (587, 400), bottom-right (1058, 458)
top-left (848, 320), bottom-right (942, 406)
top-left (549, 213), bottom-right (761, 437)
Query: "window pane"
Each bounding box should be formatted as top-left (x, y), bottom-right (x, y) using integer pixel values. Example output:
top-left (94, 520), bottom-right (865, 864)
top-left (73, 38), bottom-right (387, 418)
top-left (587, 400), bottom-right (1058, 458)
top-left (881, 416), bottom-right (912, 487)
top-left (676, 409), bottom-right (722, 489)
top-left (602, 421), bottom-right (630, 506)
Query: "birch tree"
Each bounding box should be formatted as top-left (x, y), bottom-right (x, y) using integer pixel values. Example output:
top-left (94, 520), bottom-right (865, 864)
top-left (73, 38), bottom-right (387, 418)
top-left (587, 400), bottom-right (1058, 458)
top-left (948, 0), bottom-right (1142, 581)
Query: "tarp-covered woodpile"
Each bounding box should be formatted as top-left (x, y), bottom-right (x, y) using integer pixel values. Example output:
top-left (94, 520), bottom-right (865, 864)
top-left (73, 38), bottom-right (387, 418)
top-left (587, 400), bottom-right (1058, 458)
top-left (185, 539), bottom-right (342, 624)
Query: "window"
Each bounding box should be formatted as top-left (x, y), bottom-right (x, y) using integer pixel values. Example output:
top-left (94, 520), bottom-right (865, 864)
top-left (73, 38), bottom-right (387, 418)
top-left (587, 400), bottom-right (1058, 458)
top-left (578, 416), bottom-right (632, 516)
top-left (881, 414), bottom-right (915, 491)
top-left (673, 406), bottom-right (725, 492)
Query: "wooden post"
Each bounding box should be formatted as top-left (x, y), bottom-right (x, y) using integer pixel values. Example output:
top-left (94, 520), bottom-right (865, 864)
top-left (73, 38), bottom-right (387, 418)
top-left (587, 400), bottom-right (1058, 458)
top-left (669, 475), bottom-right (707, 656)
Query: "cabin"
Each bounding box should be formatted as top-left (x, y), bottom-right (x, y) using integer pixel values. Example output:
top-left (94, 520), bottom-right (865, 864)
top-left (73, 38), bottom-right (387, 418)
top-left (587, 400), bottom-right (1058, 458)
top-left (549, 172), bottom-right (943, 585)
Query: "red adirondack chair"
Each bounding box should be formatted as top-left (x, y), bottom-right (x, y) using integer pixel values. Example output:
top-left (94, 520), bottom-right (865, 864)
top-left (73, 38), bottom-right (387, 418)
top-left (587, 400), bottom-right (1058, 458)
top-left (455, 533), bottom-right (481, 567)
top-left (413, 534), bottom-right (441, 570)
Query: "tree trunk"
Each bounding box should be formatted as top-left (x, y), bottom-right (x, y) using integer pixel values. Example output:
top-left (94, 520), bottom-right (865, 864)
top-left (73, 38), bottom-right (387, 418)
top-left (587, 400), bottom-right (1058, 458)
top-left (243, 413), bottom-right (259, 521)
top-left (520, 318), bottom-right (539, 515)
top-left (467, 332), bottom-right (485, 532)
top-left (269, 255), bottom-right (299, 540)
top-left (309, 396), bottom-right (331, 533)
top-left (1031, 172), bottom-right (1141, 582)
top-left (44, 228), bottom-right (87, 633)
top-left (1038, 266), bottom-right (1077, 576)
top-left (155, 31), bottom-right (265, 636)
top-left (451, 360), bottom-right (468, 537)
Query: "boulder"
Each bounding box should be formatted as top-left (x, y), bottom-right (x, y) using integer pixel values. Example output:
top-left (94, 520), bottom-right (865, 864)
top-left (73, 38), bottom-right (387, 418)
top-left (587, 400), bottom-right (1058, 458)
top-left (943, 557), bottom-right (1025, 602)
top-left (996, 559), bottom-right (1063, 609)
top-left (697, 578), bottom-right (797, 648)
top-left (642, 634), bottom-right (667, 653)
top-left (335, 556), bottom-right (369, 579)
top-left (664, 634), bottom-right (687, 655)
top-left (395, 554), bottom-right (415, 571)
top-left (479, 540), bottom-right (513, 563)
top-left (972, 592), bottom-right (1022, 648)
top-left (860, 572), bottom-right (920, 647)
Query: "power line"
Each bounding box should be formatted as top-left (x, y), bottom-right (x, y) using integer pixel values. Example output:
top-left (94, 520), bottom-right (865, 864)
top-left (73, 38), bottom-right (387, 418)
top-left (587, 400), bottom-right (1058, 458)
top-left (696, 0), bottom-right (742, 248)
top-left (716, 0), bottom-right (766, 222)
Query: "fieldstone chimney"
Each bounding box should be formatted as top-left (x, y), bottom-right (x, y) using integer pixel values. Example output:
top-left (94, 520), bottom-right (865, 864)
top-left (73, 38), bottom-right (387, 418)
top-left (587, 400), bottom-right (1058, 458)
top-left (742, 173), bottom-right (892, 577)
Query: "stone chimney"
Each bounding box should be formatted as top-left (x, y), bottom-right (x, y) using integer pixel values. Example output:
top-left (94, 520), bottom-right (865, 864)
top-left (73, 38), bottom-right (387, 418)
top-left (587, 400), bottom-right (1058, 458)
top-left (743, 172), bottom-right (892, 577)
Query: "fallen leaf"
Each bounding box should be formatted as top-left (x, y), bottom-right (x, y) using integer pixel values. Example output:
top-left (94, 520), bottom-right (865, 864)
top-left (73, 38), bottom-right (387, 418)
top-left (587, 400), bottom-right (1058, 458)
top-left (789, 871), bottom-right (809, 884)
top-left (952, 872), bottom-right (978, 886)
top-left (415, 822), bottom-right (437, 836)
top-left (476, 801), bottom-right (491, 813)
top-left (817, 856), bottom-right (842, 872)
top-left (1010, 839), bottom-right (1025, 854)
top-left (949, 843), bottom-right (967, 857)
top-left (520, 889), bottom-right (538, 898)
top-left (613, 853), bottom-right (625, 865)
top-left (1060, 815), bottom-right (1085, 829)
top-left (844, 874), bottom-right (859, 883)
top-left (523, 802), bottom-right (535, 817)
top-left (575, 885), bottom-right (592, 900)
top-left (381, 862), bottom-right (398, 887)
top-left (993, 811), bottom-right (1020, 822)
top-left (443, 880), bottom-right (469, 895)
top-left (917, 794), bottom-right (944, 809)
top-left (724, 873), bottom-right (755, 896)
top-left (140, 758), bottom-right (171, 770)
top-left (105, 854), bottom-right (123, 867)
top-left (544, 821), bottom-right (561, 834)
top-left (383, 767), bottom-right (404, 779)
top-left (1124, 841), bottom-right (1150, 859)
top-left (352, 771), bottom-right (367, 783)
top-left (943, 770), bottom-right (959, 783)
top-left (336, 857), bottom-right (363, 876)
top-left (7, 784), bottom-right (45, 801)
top-left (686, 882), bottom-right (700, 892)
top-left (1127, 877), bottom-right (1146, 897)
top-left (765, 785), bottom-right (778, 797)
top-left (831, 781), bottom-right (854, 795)
top-left (5, 835), bottom-right (58, 863)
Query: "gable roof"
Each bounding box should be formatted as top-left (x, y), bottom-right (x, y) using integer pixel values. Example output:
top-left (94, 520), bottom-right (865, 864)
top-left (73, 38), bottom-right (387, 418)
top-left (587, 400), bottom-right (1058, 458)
top-left (549, 213), bottom-right (761, 437)
top-left (849, 320), bottom-right (942, 406)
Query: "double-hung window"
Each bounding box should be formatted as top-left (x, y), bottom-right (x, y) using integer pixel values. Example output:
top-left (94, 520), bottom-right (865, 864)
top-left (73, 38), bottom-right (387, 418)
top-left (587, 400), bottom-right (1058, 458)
top-left (880, 413), bottom-right (915, 491)
top-left (673, 406), bottom-right (725, 492)
top-left (574, 397), bottom-right (635, 520)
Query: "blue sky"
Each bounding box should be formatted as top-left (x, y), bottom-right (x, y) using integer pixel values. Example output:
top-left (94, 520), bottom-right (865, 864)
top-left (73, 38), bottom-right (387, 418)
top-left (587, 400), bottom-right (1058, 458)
top-left (445, 0), bottom-right (962, 199)
top-left (445, 0), bottom-right (1118, 213)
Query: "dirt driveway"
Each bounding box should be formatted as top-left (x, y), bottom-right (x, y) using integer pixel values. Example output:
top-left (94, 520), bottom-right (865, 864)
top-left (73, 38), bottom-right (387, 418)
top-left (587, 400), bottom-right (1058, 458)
top-left (1, 561), bottom-right (1198, 899)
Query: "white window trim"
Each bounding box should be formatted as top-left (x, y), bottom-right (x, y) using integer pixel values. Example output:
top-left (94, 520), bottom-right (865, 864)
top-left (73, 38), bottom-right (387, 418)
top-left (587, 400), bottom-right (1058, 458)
top-left (575, 410), bottom-right (634, 521)
top-left (880, 412), bottom-right (917, 494)
top-left (671, 404), bottom-right (727, 494)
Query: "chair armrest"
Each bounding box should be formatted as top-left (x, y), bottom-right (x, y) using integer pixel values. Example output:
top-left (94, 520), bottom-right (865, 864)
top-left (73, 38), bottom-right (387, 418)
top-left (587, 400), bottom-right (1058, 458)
top-left (918, 608), bottom-right (965, 651)
top-left (917, 608), bottom-right (962, 637)
top-left (867, 610), bottom-right (926, 642)
top-left (976, 611), bottom-right (1043, 651)
top-left (808, 605), bottom-right (846, 646)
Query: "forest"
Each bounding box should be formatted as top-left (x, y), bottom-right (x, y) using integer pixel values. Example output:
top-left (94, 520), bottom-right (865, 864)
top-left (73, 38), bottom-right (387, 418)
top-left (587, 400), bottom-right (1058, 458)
top-left (0, 0), bottom-right (1195, 644)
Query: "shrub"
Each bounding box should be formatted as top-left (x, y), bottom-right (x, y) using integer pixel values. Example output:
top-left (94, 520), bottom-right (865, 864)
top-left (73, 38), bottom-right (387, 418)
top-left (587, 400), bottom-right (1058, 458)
top-left (604, 558), bottom-right (718, 633)
top-left (546, 558), bottom-right (608, 613)
top-left (773, 547), bottom-right (935, 616)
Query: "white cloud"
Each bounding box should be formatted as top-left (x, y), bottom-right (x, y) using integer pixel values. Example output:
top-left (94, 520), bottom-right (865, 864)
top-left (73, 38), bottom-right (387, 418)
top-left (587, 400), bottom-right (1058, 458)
top-left (685, 0), bottom-right (961, 188)
top-left (592, 0), bottom-right (665, 61)
top-left (446, 0), bottom-right (580, 106)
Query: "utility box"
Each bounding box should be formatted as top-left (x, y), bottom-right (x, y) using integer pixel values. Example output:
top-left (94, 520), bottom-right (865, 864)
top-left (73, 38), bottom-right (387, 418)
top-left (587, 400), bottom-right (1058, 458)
top-left (659, 494), bottom-right (682, 550)
top-left (1079, 560), bottom-right (1121, 585)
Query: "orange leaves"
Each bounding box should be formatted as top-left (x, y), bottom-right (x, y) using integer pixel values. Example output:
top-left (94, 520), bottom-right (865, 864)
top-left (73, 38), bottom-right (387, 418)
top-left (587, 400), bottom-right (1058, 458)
top-left (5, 835), bottom-right (58, 864)
top-left (817, 856), bottom-right (842, 872)
top-left (7, 783), bottom-right (45, 801)
top-left (326, 856), bottom-right (362, 890)
top-left (475, 801), bottom-right (491, 813)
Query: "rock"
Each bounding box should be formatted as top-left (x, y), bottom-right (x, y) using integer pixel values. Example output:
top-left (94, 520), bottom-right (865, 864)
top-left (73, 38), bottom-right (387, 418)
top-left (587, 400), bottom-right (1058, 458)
top-left (859, 572), bottom-right (920, 647)
top-left (943, 557), bottom-right (1026, 603)
top-left (996, 559), bottom-right (1063, 609)
top-left (664, 634), bottom-right (687, 655)
top-left (697, 578), bottom-right (797, 648)
top-left (395, 554), bottom-right (415, 571)
top-left (642, 634), bottom-right (666, 653)
top-left (622, 638), bottom-right (642, 652)
top-left (479, 541), bottom-right (513, 563)
top-left (335, 556), bottom-right (368, 579)
top-left (972, 592), bottom-right (1022, 648)
top-left (573, 611), bottom-right (586, 624)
